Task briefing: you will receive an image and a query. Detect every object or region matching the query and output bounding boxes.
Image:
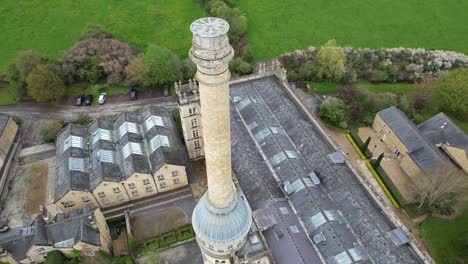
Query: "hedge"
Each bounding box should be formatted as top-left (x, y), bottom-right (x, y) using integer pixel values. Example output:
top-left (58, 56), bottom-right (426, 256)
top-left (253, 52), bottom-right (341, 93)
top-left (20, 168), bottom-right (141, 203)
top-left (138, 225), bottom-right (196, 256)
top-left (366, 161), bottom-right (400, 208)
top-left (349, 131), bottom-right (372, 158)
top-left (373, 164), bottom-right (407, 206)
top-left (346, 133), bottom-right (367, 160)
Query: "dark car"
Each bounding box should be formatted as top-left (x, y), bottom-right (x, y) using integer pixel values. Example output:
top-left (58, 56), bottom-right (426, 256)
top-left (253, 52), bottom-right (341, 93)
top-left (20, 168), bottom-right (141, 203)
top-left (163, 84), bottom-right (169, 97)
top-left (84, 95), bottom-right (93, 105)
top-left (75, 95), bottom-right (85, 106)
top-left (130, 89), bottom-right (137, 100)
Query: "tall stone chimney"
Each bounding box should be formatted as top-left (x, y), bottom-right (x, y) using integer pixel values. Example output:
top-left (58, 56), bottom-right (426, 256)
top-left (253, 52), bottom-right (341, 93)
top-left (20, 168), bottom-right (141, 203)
top-left (189, 17), bottom-right (252, 264)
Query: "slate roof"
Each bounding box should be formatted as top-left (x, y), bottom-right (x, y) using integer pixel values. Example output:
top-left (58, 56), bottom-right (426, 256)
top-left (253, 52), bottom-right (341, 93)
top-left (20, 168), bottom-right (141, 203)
top-left (0, 114), bottom-right (9, 136)
top-left (377, 106), bottom-right (446, 170)
top-left (418, 112), bottom-right (468, 152)
top-left (0, 207), bottom-right (102, 262)
top-left (55, 124), bottom-right (91, 201)
top-left (230, 77), bottom-right (420, 263)
top-left (54, 106), bottom-right (186, 202)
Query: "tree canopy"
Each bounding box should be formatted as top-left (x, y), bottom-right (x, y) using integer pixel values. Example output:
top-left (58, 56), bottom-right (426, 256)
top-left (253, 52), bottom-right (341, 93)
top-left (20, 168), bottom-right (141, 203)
top-left (144, 45), bottom-right (181, 87)
top-left (436, 68), bottom-right (468, 120)
top-left (319, 97), bottom-right (349, 129)
top-left (15, 50), bottom-right (43, 83)
top-left (26, 64), bottom-right (65, 103)
top-left (315, 39), bottom-right (346, 82)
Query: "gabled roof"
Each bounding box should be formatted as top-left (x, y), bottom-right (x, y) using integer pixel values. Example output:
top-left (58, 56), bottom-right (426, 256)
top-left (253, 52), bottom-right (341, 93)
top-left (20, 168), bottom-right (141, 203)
top-left (418, 112), bottom-right (468, 152)
top-left (377, 106), bottom-right (446, 170)
top-left (54, 106), bottom-right (187, 202)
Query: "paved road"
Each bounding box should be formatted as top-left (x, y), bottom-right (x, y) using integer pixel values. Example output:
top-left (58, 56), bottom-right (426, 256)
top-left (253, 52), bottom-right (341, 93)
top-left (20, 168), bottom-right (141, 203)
top-left (0, 96), bottom-right (178, 121)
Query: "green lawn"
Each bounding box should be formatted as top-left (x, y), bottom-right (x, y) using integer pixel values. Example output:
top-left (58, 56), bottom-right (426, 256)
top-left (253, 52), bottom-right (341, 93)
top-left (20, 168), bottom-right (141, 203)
top-left (355, 82), bottom-right (414, 94)
top-left (420, 209), bottom-right (468, 263)
top-left (237, 0), bottom-right (468, 59)
top-left (0, 0), bottom-right (205, 72)
top-left (307, 81), bottom-right (413, 94)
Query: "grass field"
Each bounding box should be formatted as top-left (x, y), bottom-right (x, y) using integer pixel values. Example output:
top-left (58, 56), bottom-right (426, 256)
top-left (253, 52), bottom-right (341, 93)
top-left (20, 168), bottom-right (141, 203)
top-left (307, 82), bottom-right (413, 94)
top-left (0, 85), bottom-right (21, 105)
top-left (420, 209), bottom-right (468, 263)
top-left (237, 0), bottom-right (468, 59)
top-left (0, 0), bottom-right (205, 72)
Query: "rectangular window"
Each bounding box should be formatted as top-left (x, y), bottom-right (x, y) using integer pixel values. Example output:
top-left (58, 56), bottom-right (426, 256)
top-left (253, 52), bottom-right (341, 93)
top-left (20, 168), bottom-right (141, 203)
top-left (97, 192), bottom-right (106, 198)
top-left (157, 175), bottom-right (164, 181)
top-left (146, 186), bottom-right (153, 193)
top-left (160, 182), bottom-right (166, 189)
top-left (82, 196), bottom-right (91, 203)
top-left (113, 187), bottom-right (120, 193)
top-left (102, 198), bottom-right (110, 205)
top-left (143, 179), bottom-right (150, 185)
top-left (173, 178), bottom-right (180, 184)
top-left (131, 190), bottom-right (139, 196)
top-left (195, 150), bottom-right (201, 158)
top-left (36, 248), bottom-right (46, 254)
top-left (63, 201), bottom-right (74, 208)
top-left (128, 183), bottom-right (136, 189)
top-left (192, 130), bottom-right (199, 138)
top-left (194, 140), bottom-right (200, 148)
top-left (191, 118), bottom-right (197, 127)
top-left (172, 170), bottom-right (178, 177)
top-left (192, 108), bottom-right (196, 114)
top-left (117, 194), bottom-right (125, 201)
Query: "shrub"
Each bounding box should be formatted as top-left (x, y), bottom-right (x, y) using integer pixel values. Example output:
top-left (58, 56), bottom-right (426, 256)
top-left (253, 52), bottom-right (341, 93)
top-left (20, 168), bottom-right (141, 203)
top-left (15, 50), bottom-right (44, 83)
top-left (229, 57), bottom-right (252, 76)
top-left (40, 121), bottom-right (65, 143)
top-left (319, 97), bottom-right (349, 129)
top-left (79, 24), bottom-right (115, 40)
top-left (45, 250), bottom-right (66, 264)
top-left (73, 113), bottom-right (93, 126)
top-left (371, 69), bottom-right (388, 82)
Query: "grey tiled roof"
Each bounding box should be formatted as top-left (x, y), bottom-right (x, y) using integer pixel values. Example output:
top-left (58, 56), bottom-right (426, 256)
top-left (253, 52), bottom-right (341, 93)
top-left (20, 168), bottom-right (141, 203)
top-left (377, 106), bottom-right (446, 170)
top-left (55, 106), bottom-right (186, 202)
top-left (418, 112), bottom-right (468, 151)
top-left (0, 207), bottom-right (102, 262)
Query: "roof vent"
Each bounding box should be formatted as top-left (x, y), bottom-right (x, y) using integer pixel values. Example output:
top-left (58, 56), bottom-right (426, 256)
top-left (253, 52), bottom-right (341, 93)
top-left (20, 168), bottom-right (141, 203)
top-left (441, 122), bottom-right (447, 129)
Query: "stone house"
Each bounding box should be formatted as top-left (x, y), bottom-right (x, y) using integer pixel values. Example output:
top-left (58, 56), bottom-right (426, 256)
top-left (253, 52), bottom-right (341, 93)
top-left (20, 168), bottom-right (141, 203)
top-left (52, 106), bottom-right (188, 214)
top-left (0, 206), bottom-right (110, 264)
top-left (372, 107), bottom-right (468, 201)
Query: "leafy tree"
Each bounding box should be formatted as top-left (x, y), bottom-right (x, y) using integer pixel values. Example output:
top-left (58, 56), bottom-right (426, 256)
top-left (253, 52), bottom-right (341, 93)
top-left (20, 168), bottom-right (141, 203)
top-left (210, 1), bottom-right (247, 42)
top-left (15, 50), bottom-right (43, 83)
top-left (40, 121), bottom-right (64, 143)
top-left (26, 64), bottom-right (65, 103)
top-left (297, 63), bottom-right (317, 81)
top-left (79, 23), bottom-right (114, 40)
top-left (144, 45), bottom-right (181, 87)
top-left (76, 56), bottom-right (103, 83)
top-left (415, 164), bottom-right (468, 216)
top-left (436, 68), bottom-right (468, 120)
top-left (315, 40), bottom-right (346, 82)
top-left (229, 57), bottom-right (252, 75)
top-left (68, 249), bottom-right (80, 264)
top-left (387, 64), bottom-right (399, 83)
top-left (319, 97), bottom-right (349, 129)
top-left (45, 250), bottom-right (66, 264)
top-left (181, 59), bottom-right (197, 80)
top-left (337, 84), bottom-right (357, 102)
top-left (125, 55), bottom-right (148, 86)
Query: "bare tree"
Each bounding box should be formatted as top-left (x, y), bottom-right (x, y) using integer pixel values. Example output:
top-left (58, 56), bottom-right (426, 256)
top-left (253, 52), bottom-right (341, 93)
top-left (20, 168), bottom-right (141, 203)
top-left (415, 164), bottom-right (468, 216)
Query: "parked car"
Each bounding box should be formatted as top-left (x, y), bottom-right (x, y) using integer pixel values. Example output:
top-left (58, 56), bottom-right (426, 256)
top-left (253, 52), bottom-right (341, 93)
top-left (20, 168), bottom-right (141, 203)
top-left (130, 89), bottom-right (137, 100)
top-left (84, 95), bottom-right (93, 105)
top-left (163, 84), bottom-right (169, 97)
top-left (98, 93), bottom-right (107, 105)
top-left (75, 95), bottom-right (85, 106)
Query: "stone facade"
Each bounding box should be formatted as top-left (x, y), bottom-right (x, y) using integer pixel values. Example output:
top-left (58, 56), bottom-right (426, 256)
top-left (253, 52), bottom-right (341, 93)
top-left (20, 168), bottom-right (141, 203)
top-left (175, 79), bottom-right (205, 160)
top-left (52, 106), bottom-right (188, 215)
